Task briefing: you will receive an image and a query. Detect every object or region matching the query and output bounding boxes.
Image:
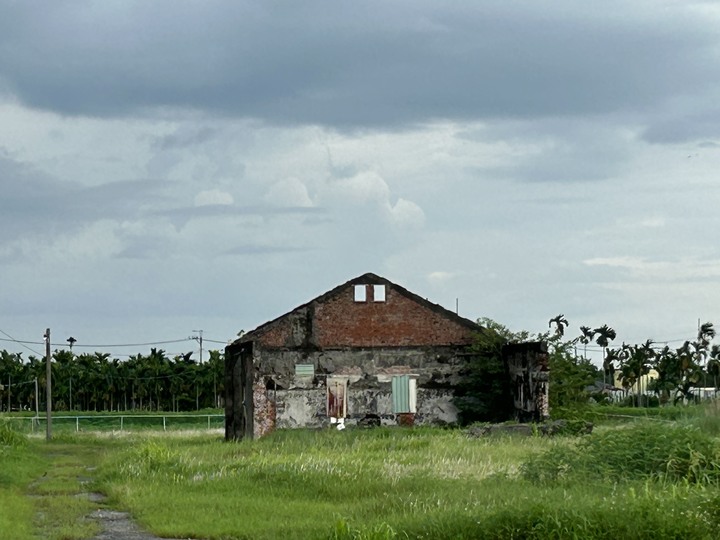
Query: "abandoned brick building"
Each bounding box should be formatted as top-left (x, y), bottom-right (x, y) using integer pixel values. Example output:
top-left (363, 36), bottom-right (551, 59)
top-left (225, 273), bottom-right (549, 440)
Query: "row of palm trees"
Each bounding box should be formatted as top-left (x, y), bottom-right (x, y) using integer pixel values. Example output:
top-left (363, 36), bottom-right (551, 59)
top-left (0, 348), bottom-right (225, 412)
top-left (549, 315), bottom-right (719, 405)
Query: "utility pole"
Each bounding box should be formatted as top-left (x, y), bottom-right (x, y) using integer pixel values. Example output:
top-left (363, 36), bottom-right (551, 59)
top-left (191, 330), bottom-right (204, 363)
top-left (67, 337), bottom-right (76, 411)
top-left (34, 378), bottom-right (39, 417)
top-left (34, 378), bottom-right (39, 431)
top-left (44, 328), bottom-right (52, 441)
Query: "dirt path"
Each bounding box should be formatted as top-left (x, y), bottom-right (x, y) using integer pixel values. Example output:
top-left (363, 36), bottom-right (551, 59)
top-left (87, 493), bottom-right (187, 540)
top-left (30, 444), bottom-right (189, 540)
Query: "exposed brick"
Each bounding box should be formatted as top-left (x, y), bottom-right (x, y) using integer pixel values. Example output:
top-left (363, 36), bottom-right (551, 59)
top-left (256, 282), bottom-right (477, 349)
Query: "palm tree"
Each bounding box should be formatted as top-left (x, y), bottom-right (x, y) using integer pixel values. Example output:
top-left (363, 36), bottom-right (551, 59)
top-left (617, 341), bottom-right (655, 406)
top-left (603, 347), bottom-right (620, 390)
top-left (549, 314), bottom-right (569, 338)
top-left (698, 322), bottom-right (716, 347)
top-left (673, 340), bottom-right (704, 404)
top-left (578, 326), bottom-right (596, 360)
top-left (707, 345), bottom-right (720, 393)
top-left (594, 325), bottom-right (617, 385)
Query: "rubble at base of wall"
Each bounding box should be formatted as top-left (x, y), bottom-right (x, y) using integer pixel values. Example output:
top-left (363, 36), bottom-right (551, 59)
top-left (466, 420), bottom-right (593, 438)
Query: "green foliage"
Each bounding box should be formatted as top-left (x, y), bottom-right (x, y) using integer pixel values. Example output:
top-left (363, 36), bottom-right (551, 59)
top-left (89, 427), bottom-right (720, 539)
top-left (0, 346), bottom-right (225, 413)
top-left (454, 320), bottom-right (517, 424)
top-left (548, 347), bottom-right (599, 408)
top-left (0, 420), bottom-right (27, 447)
top-left (112, 440), bottom-right (188, 480)
top-left (522, 421), bottom-right (720, 485)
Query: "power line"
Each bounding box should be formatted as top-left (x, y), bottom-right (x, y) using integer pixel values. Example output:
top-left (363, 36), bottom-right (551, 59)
top-left (0, 328), bottom-right (45, 356)
top-left (0, 335), bottom-right (195, 349)
top-left (67, 338), bottom-right (193, 348)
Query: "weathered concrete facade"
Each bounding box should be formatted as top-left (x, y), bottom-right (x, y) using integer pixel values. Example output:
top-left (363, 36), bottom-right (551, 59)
top-left (226, 273), bottom-right (482, 439)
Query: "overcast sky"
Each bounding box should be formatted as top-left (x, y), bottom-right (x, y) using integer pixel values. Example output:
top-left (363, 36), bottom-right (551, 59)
top-left (2, 1), bottom-right (720, 364)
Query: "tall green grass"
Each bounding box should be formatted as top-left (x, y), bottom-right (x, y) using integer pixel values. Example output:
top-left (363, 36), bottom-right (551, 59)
top-left (0, 422), bottom-right (43, 540)
top-left (95, 421), bottom-right (720, 539)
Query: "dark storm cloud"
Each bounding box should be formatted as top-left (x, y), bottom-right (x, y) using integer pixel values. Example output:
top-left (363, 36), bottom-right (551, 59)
top-left (152, 127), bottom-right (221, 151)
top-left (642, 110), bottom-right (720, 144)
top-left (1, 1), bottom-right (716, 128)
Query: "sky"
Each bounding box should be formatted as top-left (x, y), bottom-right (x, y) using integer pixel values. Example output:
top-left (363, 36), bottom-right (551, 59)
top-left (1, 1), bottom-right (720, 365)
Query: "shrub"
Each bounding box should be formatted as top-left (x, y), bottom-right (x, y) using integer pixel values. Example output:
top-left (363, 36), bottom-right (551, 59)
top-left (110, 440), bottom-right (188, 480)
top-left (0, 421), bottom-right (27, 448)
top-left (522, 422), bottom-right (720, 485)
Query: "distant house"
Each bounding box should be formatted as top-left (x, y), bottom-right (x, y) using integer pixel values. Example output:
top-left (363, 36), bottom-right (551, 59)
top-left (225, 273), bottom-right (549, 440)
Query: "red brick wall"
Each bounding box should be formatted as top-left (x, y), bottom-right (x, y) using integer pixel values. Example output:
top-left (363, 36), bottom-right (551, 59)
top-left (313, 284), bottom-right (476, 347)
top-left (253, 312), bottom-right (303, 348)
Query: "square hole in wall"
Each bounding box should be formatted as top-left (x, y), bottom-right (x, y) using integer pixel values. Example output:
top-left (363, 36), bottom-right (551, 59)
top-left (354, 284), bottom-right (367, 302)
top-left (373, 284), bottom-right (386, 302)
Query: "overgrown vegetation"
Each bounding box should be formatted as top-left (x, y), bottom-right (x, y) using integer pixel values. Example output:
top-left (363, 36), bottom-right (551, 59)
top-left (453, 319), bottom-right (515, 423)
top-left (2, 409), bottom-right (720, 539)
top-left (0, 424), bottom-right (43, 540)
top-left (89, 411), bottom-right (720, 539)
top-left (523, 421), bottom-right (720, 484)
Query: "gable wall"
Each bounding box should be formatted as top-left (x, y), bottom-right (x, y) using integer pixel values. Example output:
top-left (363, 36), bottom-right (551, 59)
top-left (253, 283), bottom-right (477, 349)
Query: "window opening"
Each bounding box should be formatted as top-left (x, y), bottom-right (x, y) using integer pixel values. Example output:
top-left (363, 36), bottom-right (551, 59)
top-left (295, 364), bottom-right (315, 377)
top-left (392, 375), bottom-right (417, 413)
top-left (354, 285), bottom-right (367, 302)
top-left (327, 377), bottom-right (348, 419)
top-left (373, 284), bottom-right (386, 302)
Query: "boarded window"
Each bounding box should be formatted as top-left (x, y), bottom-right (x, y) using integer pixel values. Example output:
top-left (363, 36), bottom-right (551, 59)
top-left (327, 377), bottom-right (348, 418)
top-left (354, 285), bottom-right (367, 302)
top-left (392, 375), bottom-right (417, 413)
top-left (373, 284), bottom-right (386, 302)
top-left (295, 364), bottom-right (314, 377)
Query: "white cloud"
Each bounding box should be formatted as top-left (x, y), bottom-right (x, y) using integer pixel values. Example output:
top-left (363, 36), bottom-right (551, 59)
top-left (583, 256), bottom-right (720, 281)
top-left (264, 178), bottom-right (313, 207)
top-left (333, 171), bottom-right (390, 204)
top-left (385, 198), bottom-right (425, 228)
top-left (194, 189), bottom-right (234, 207)
top-left (427, 271), bottom-right (457, 283)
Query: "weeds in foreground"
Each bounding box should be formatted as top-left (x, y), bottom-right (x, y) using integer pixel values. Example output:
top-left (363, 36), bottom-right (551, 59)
top-left (522, 421), bottom-right (720, 485)
top-left (92, 423), bottom-right (720, 539)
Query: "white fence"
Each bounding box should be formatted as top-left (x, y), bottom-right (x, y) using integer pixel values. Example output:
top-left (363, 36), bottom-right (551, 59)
top-left (2, 414), bottom-right (224, 432)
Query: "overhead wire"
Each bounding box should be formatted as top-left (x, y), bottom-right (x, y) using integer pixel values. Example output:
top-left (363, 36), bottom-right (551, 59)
top-left (0, 328), bottom-right (45, 357)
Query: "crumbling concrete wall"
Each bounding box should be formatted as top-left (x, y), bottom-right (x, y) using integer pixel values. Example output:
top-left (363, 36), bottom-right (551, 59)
top-left (250, 346), bottom-right (468, 431)
top-left (253, 347), bottom-right (468, 389)
top-left (503, 341), bottom-right (550, 422)
top-left (271, 386), bottom-right (458, 429)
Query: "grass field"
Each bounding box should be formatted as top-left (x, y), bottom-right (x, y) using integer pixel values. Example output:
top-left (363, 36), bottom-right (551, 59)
top-left (2, 407), bottom-right (720, 539)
